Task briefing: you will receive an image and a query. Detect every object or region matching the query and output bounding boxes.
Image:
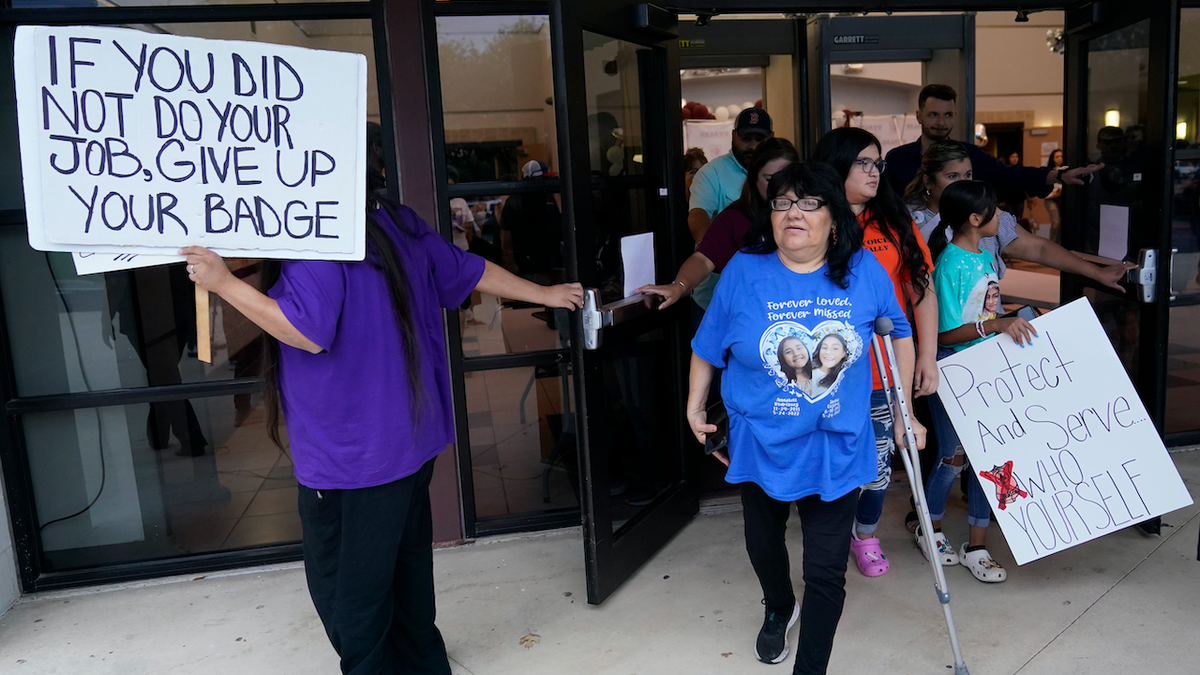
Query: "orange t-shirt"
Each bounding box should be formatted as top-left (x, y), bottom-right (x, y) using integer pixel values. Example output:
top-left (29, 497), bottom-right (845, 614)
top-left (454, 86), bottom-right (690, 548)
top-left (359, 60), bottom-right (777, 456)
top-left (859, 209), bottom-right (935, 392)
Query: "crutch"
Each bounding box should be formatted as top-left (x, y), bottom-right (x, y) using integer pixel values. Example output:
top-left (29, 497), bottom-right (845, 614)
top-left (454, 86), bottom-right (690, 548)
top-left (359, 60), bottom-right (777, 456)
top-left (871, 317), bottom-right (969, 675)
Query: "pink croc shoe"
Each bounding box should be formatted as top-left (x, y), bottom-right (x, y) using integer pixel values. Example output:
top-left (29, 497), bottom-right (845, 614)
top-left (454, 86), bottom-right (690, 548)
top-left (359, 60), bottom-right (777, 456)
top-left (850, 536), bottom-right (890, 577)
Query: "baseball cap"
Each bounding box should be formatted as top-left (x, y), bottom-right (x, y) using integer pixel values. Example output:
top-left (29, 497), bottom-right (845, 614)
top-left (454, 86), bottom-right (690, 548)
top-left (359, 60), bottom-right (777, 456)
top-left (734, 107), bottom-right (773, 136)
top-left (521, 160), bottom-right (550, 179)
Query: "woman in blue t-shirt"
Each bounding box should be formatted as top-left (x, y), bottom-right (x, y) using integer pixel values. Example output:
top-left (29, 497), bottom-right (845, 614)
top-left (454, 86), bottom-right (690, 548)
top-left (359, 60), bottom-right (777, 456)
top-left (926, 181), bottom-right (1036, 584)
top-left (689, 161), bottom-right (923, 674)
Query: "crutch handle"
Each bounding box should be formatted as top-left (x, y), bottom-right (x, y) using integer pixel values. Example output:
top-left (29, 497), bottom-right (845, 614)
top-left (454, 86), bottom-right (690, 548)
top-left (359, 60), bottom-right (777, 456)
top-left (874, 317), bottom-right (895, 336)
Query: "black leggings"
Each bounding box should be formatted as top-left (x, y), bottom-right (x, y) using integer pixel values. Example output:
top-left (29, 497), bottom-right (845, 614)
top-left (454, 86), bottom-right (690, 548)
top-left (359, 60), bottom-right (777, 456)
top-left (741, 482), bottom-right (859, 675)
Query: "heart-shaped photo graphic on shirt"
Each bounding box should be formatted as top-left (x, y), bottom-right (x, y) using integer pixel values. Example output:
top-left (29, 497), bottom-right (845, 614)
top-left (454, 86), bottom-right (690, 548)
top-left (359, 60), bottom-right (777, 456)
top-left (758, 320), bottom-right (863, 402)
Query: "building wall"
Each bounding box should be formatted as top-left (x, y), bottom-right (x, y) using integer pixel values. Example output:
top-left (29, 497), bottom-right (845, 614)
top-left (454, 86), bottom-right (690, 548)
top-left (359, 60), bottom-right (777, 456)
top-left (830, 62), bottom-right (923, 120)
top-left (975, 11), bottom-right (1066, 129)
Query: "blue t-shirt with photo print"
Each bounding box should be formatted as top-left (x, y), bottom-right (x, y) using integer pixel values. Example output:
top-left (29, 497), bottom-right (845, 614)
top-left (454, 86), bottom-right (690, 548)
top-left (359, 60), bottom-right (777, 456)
top-left (692, 249), bottom-right (911, 502)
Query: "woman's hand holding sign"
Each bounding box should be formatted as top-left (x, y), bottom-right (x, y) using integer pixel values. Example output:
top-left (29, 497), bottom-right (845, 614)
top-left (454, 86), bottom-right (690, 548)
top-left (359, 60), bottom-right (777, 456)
top-left (988, 317), bottom-right (1037, 347)
top-left (180, 246), bottom-right (322, 354)
top-left (180, 245), bottom-right (234, 295)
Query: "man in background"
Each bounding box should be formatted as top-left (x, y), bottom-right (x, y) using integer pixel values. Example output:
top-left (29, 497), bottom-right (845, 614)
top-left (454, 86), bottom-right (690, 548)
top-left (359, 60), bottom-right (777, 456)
top-left (885, 84), bottom-right (1101, 200)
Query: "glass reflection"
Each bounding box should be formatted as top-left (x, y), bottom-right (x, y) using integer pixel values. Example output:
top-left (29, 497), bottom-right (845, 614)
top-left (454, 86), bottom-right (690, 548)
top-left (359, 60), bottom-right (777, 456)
top-left (584, 33), bottom-right (646, 177)
top-left (454, 187), bottom-right (570, 355)
top-left (0, 228), bottom-right (268, 399)
top-left (466, 365), bottom-right (578, 519)
top-left (28, 396), bottom-right (298, 572)
top-left (436, 16), bottom-right (557, 183)
top-left (1082, 20), bottom-right (1149, 258)
top-left (601, 329), bottom-right (674, 533)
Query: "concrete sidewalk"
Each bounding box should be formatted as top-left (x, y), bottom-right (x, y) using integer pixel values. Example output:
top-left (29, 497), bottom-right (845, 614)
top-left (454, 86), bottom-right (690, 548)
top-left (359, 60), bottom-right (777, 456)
top-left (1, 448), bottom-right (1197, 675)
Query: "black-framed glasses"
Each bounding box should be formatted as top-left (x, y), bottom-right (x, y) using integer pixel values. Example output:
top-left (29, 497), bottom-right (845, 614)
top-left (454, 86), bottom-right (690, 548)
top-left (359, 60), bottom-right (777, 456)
top-left (852, 158), bottom-right (887, 174)
top-left (770, 197), bottom-right (827, 212)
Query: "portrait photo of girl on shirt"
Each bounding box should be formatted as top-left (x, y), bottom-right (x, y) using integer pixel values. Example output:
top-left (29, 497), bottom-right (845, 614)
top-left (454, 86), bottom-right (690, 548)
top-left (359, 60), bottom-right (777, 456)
top-left (811, 332), bottom-right (853, 397)
top-left (982, 280), bottom-right (1001, 319)
top-left (960, 275), bottom-right (1001, 324)
top-left (776, 336), bottom-right (814, 395)
top-left (761, 322), bottom-right (861, 402)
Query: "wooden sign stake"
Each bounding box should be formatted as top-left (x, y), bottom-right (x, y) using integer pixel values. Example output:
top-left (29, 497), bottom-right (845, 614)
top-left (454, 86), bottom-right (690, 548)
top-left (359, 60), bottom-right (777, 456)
top-left (195, 284), bottom-right (211, 364)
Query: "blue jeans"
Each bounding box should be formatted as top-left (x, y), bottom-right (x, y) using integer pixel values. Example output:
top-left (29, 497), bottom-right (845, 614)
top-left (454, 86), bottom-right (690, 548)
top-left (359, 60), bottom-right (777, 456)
top-left (854, 389), bottom-right (892, 536)
top-left (925, 380), bottom-right (992, 529)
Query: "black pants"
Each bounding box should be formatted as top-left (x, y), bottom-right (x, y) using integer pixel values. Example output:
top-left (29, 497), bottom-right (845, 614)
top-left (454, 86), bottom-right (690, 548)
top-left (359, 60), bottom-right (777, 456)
top-left (298, 459), bottom-right (450, 675)
top-left (741, 482), bottom-right (858, 675)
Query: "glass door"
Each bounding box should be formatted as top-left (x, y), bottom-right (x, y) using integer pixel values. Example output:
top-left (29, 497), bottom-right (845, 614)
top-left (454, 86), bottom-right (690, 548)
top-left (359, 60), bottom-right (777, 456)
top-left (1163, 4), bottom-right (1200, 444)
top-left (1061, 2), bottom-right (1181, 449)
top-left (550, 0), bottom-right (697, 604)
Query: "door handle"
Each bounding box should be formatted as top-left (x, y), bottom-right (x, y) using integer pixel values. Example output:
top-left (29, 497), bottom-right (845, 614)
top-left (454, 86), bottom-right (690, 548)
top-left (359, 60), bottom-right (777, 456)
top-left (580, 289), bottom-right (659, 350)
top-left (581, 288), bottom-right (608, 351)
top-left (1168, 248), bottom-right (1179, 302)
top-left (1126, 248), bottom-right (1157, 303)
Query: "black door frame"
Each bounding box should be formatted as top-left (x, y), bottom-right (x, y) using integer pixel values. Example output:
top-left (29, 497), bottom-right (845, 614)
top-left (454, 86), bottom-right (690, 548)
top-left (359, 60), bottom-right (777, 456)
top-left (550, 0), bottom-right (698, 605)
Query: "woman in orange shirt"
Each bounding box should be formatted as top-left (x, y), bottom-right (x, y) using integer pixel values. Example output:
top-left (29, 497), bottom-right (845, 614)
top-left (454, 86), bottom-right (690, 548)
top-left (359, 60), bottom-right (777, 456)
top-left (812, 128), bottom-right (938, 577)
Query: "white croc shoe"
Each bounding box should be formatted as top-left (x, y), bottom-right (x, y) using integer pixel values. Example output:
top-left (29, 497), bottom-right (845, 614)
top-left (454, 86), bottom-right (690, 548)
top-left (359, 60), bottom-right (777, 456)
top-left (960, 544), bottom-right (1007, 583)
top-left (915, 526), bottom-right (957, 566)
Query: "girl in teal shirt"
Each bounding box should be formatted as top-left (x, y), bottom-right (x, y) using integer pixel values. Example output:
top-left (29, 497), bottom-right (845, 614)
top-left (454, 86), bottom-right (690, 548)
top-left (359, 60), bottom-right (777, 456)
top-left (925, 181), bottom-right (1036, 583)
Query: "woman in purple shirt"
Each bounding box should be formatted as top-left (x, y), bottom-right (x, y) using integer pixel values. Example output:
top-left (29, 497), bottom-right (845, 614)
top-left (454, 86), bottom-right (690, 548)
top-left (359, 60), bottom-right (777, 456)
top-left (182, 200), bottom-right (582, 675)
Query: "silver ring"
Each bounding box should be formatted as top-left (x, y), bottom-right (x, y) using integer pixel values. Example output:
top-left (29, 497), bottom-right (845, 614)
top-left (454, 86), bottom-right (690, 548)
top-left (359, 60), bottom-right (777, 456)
top-left (187, 264), bottom-right (194, 274)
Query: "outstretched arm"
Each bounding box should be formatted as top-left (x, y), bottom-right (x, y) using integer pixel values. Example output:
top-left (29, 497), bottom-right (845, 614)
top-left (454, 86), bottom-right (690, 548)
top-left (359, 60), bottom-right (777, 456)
top-left (475, 260), bottom-right (584, 309)
top-left (181, 246), bottom-right (323, 354)
top-left (687, 208), bottom-right (712, 244)
top-left (1002, 227), bottom-right (1137, 291)
top-left (636, 251), bottom-right (716, 309)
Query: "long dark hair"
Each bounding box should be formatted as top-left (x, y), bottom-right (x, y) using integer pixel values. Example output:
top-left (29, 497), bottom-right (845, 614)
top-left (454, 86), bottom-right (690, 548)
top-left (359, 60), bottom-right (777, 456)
top-left (902, 140), bottom-right (970, 206)
top-left (732, 137), bottom-right (799, 223)
top-left (815, 333), bottom-right (850, 388)
top-left (743, 161), bottom-right (861, 289)
top-left (812, 127), bottom-right (930, 303)
top-left (928, 180), bottom-right (997, 261)
top-left (777, 336), bottom-right (812, 384)
top-left (1046, 148), bottom-right (1064, 169)
top-left (259, 200), bottom-right (423, 450)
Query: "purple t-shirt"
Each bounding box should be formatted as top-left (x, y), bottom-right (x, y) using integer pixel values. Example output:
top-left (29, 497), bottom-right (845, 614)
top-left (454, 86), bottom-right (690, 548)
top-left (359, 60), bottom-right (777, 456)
top-left (269, 205), bottom-right (485, 490)
top-left (696, 203), bottom-right (753, 273)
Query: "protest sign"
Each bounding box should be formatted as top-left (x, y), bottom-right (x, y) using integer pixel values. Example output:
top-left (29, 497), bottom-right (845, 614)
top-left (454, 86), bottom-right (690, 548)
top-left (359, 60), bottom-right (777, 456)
top-left (72, 251), bottom-right (179, 275)
top-left (935, 298), bottom-right (1192, 565)
top-left (15, 25), bottom-right (367, 261)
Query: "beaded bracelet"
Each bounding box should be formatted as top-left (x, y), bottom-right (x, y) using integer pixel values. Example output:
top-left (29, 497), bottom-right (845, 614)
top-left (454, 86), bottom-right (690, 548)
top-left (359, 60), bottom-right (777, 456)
top-left (975, 320), bottom-right (987, 339)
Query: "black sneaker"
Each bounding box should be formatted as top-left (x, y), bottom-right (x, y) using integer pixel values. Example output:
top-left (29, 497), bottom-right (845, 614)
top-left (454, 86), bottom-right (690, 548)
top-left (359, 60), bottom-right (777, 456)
top-left (754, 602), bottom-right (799, 664)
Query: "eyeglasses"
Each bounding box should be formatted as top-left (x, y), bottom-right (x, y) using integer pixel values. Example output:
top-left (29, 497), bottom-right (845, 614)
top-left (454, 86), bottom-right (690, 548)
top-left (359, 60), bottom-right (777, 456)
top-left (852, 158), bottom-right (887, 174)
top-left (770, 197), bottom-right (827, 212)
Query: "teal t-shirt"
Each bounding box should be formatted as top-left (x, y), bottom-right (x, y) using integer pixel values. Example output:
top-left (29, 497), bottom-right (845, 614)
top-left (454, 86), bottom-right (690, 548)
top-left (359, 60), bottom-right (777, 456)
top-left (932, 243), bottom-right (1001, 352)
top-left (691, 249), bottom-right (911, 502)
top-left (689, 152), bottom-right (747, 310)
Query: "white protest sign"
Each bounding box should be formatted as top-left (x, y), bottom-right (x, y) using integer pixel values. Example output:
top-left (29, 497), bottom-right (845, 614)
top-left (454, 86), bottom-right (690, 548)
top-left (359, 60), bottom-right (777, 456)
top-left (936, 298), bottom-right (1192, 565)
top-left (15, 25), bottom-right (366, 261)
top-left (72, 251), bottom-right (180, 275)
